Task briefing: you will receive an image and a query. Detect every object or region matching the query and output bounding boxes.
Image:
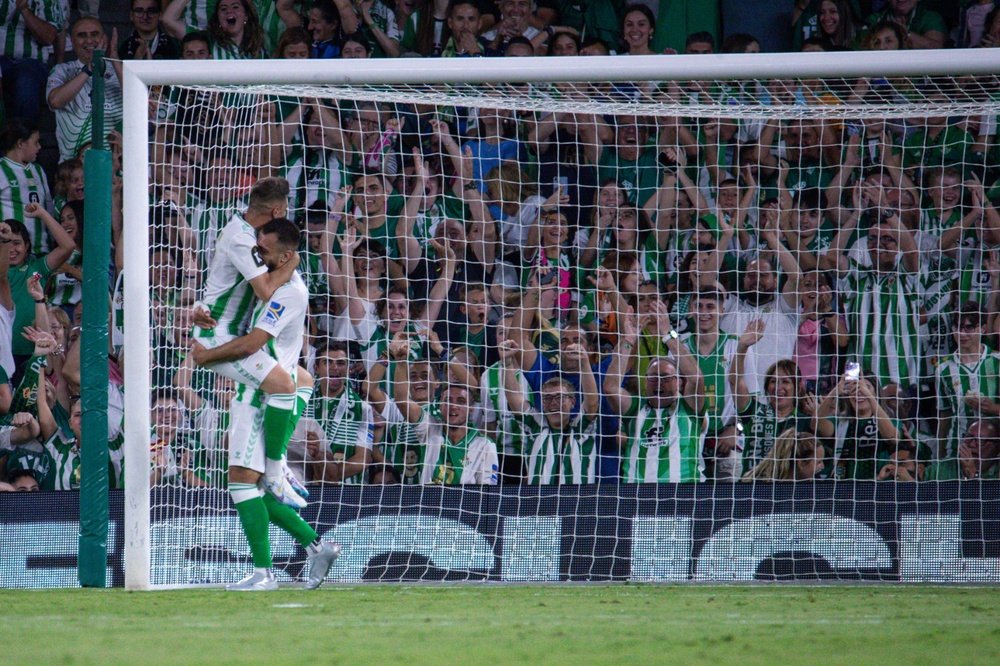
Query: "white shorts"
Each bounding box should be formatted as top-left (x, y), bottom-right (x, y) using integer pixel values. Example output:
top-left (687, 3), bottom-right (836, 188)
top-left (228, 400), bottom-right (265, 474)
top-left (197, 333), bottom-right (278, 389)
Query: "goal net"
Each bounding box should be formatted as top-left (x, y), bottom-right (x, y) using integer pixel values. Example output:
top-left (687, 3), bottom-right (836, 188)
top-left (123, 54), bottom-right (1000, 588)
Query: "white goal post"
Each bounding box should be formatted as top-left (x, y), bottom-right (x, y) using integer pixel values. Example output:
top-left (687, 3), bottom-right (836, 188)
top-left (122, 50), bottom-right (1000, 590)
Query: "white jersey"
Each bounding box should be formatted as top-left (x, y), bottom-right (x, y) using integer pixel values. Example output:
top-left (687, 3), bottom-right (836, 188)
top-left (252, 271), bottom-right (308, 374)
top-left (198, 213), bottom-right (268, 339)
top-left (720, 294), bottom-right (798, 394)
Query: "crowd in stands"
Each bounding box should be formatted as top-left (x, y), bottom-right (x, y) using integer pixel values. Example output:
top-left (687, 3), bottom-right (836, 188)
top-left (2, 0), bottom-right (1000, 492)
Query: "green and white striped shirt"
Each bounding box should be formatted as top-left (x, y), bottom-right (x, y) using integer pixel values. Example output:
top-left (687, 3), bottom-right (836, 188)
top-left (480, 361), bottom-right (529, 456)
top-left (0, 0), bottom-right (62, 59)
top-left (936, 347), bottom-right (1000, 460)
top-left (382, 402), bottom-right (437, 485)
top-left (622, 396), bottom-right (706, 483)
top-left (307, 387), bottom-right (374, 485)
top-left (41, 429), bottom-right (80, 490)
top-left (0, 156), bottom-right (53, 255)
top-left (45, 61), bottom-right (124, 162)
top-left (841, 256), bottom-right (921, 389)
top-left (49, 249), bottom-right (81, 306)
top-left (281, 144), bottom-right (345, 221)
top-left (517, 410), bottom-right (598, 485)
top-left (197, 213), bottom-right (268, 339)
top-left (182, 0), bottom-right (212, 31)
top-left (680, 332), bottom-right (738, 436)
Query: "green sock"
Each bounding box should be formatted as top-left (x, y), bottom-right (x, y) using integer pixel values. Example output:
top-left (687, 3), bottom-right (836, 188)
top-left (287, 386), bottom-right (314, 441)
top-left (232, 485), bottom-right (272, 568)
top-left (263, 393), bottom-right (296, 462)
top-left (263, 493), bottom-right (318, 548)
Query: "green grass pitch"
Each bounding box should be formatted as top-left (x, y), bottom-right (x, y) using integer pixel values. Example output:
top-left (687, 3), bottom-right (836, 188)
top-left (7, 586), bottom-right (999, 664)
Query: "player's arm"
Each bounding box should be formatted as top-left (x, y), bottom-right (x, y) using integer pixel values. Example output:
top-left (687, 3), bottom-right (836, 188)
top-left (247, 258), bottom-right (297, 303)
top-left (190, 328), bottom-right (271, 366)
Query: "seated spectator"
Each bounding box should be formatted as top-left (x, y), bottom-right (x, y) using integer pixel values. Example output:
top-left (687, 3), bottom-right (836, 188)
top-left (927, 419), bottom-right (1000, 479)
top-left (120, 0), bottom-right (182, 60)
top-left (340, 31), bottom-right (373, 57)
top-left (296, 0), bottom-right (358, 58)
top-left (864, 0), bottom-right (947, 50)
top-left (481, 0), bottom-right (539, 54)
top-left (8, 468), bottom-right (41, 491)
top-left (0, 0), bottom-right (60, 120)
top-left (546, 30), bottom-right (579, 56)
top-left (46, 16), bottom-right (124, 162)
top-left (618, 4), bottom-right (655, 55)
top-left (305, 340), bottom-right (376, 484)
top-left (163, 0), bottom-right (267, 59)
top-left (860, 18), bottom-right (912, 50)
top-left (51, 158), bottom-right (83, 216)
top-left (379, 340), bottom-right (497, 484)
top-left (793, 0), bottom-right (861, 50)
top-left (180, 29), bottom-right (212, 58)
top-left (741, 428), bottom-right (825, 481)
top-left (733, 322), bottom-right (833, 476)
top-left (440, 0), bottom-right (487, 57)
top-left (684, 30), bottom-right (714, 54)
top-left (721, 32), bottom-right (761, 53)
top-left (876, 445), bottom-right (923, 481)
top-left (0, 119), bottom-right (53, 254)
top-left (817, 374), bottom-right (901, 480)
top-left (274, 26), bottom-right (311, 58)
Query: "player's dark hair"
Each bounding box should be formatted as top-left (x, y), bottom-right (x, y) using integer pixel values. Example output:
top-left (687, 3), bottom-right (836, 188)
top-left (260, 217), bottom-right (301, 251)
top-left (248, 177), bottom-right (290, 212)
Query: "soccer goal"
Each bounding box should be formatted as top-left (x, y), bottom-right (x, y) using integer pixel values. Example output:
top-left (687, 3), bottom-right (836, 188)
top-left (122, 51), bottom-right (1000, 590)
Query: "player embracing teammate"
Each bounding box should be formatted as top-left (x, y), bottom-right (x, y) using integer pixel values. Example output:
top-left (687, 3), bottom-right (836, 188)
top-left (189, 177), bottom-right (340, 591)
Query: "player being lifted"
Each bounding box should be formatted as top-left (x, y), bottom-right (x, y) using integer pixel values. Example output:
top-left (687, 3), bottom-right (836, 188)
top-left (191, 177), bottom-right (312, 507)
top-left (192, 218), bottom-right (341, 591)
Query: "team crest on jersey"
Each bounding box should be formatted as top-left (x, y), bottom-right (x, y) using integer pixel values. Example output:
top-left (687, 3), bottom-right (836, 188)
top-left (263, 301), bottom-right (285, 325)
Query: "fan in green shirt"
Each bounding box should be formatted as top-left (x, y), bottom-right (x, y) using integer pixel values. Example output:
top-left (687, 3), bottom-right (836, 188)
top-left (3, 205), bottom-right (76, 360)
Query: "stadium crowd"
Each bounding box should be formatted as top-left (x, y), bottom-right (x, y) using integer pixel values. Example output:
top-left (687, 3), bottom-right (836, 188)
top-left (1, 0), bottom-right (1000, 493)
